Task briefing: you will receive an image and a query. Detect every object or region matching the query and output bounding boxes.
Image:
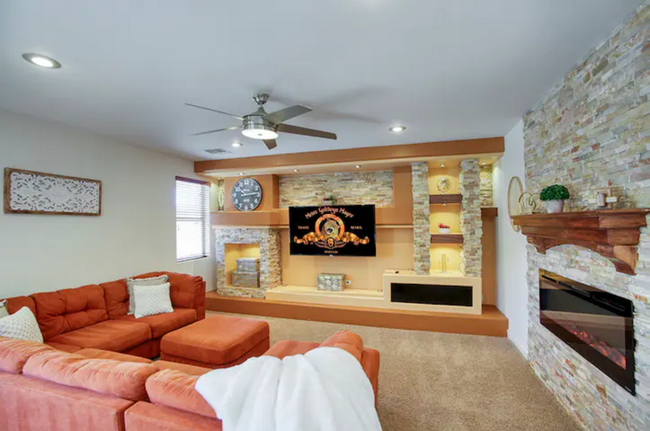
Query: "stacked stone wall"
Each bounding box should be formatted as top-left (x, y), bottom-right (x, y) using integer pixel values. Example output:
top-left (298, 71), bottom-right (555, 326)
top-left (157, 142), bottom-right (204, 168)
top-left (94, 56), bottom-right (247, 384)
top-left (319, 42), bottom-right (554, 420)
top-left (412, 162), bottom-right (431, 274)
top-left (459, 159), bottom-right (482, 277)
top-left (523, 4), bottom-right (649, 430)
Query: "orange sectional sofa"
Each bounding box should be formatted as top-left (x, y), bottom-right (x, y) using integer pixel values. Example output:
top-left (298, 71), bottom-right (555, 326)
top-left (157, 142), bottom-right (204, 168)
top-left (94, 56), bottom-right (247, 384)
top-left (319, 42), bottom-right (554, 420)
top-left (0, 333), bottom-right (380, 431)
top-left (2, 271), bottom-right (206, 359)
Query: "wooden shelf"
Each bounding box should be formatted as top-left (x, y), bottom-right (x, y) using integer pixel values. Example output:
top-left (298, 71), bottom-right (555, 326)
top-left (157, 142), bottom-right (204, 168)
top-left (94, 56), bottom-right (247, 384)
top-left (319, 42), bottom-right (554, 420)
top-left (431, 234), bottom-right (463, 244)
top-left (429, 194), bottom-right (462, 204)
top-left (512, 209), bottom-right (650, 275)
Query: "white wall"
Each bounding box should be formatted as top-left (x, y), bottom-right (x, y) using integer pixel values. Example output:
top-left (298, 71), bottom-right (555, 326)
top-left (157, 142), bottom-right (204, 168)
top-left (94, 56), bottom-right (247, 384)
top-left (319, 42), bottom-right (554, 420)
top-left (493, 119), bottom-right (529, 357)
top-left (0, 110), bottom-right (214, 297)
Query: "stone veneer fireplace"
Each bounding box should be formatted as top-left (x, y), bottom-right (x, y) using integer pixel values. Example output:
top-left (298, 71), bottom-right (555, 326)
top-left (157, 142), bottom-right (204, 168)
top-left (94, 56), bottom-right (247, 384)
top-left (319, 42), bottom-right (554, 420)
top-left (214, 227), bottom-right (281, 298)
top-left (522, 4), bottom-right (649, 429)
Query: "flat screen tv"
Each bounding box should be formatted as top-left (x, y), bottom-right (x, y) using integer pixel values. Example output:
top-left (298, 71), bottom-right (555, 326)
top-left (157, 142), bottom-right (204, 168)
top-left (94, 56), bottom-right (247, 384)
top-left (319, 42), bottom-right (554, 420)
top-left (289, 205), bottom-right (376, 257)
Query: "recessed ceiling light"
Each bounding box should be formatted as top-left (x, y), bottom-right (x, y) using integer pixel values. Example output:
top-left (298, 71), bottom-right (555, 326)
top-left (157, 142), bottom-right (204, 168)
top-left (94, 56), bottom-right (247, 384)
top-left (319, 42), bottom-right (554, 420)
top-left (389, 125), bottom-right (406, 133)
top-left (231, 142), bottom-right (242, 148)
top-left (22, 53), bottom-right (61, 69)
top-left (293, 169), bottom-right (299, 172)
top-left (355, 165), bottom-right (361, 169)
top-left (481, 162), bottom-right (487, 165)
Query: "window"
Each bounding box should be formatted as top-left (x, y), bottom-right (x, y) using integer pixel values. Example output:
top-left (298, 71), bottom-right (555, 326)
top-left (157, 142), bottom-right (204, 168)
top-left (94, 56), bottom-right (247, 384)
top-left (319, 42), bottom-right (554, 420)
top-left (176, 177), bottom-right (210, 262)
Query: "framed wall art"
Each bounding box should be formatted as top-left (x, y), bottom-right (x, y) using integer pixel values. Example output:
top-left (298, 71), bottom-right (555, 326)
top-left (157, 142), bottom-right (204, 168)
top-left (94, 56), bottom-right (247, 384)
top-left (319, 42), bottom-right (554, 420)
top-left (4, 168), bottom-right (102, 216)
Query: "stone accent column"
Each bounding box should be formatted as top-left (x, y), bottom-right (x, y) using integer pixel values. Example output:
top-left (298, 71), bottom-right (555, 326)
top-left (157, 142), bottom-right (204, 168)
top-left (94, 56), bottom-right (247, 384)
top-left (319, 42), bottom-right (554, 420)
top-left (260, 228), bottom-right (281, 291)
top-left (214, 227), bottom-right (282, 298)
top-left (459, 159), bottom-right (482, 277)
top-left (411, 162), bottom-right (431, 274)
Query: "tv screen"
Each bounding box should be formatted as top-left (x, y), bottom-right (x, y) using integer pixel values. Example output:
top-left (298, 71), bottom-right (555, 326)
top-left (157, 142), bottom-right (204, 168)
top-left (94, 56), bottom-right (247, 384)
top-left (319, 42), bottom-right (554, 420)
top-left (289, 205), bottom-right (377, 257)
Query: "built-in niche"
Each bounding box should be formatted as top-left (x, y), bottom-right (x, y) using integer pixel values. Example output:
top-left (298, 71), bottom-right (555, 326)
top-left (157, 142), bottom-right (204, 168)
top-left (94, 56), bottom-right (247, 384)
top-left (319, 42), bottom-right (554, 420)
top-left (224, 243), bottom-right (260, 287)
top-left (428, 162), bottom-right (462, 272)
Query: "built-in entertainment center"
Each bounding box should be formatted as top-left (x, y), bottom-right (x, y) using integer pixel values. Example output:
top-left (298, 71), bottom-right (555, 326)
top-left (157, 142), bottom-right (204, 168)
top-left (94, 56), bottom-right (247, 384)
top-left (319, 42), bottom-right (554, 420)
top-left (198, 138), bottom-right (502, 317)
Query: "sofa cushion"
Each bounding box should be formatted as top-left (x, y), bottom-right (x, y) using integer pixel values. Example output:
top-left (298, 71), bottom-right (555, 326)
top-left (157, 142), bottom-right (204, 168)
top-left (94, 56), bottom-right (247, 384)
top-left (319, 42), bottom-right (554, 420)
top-left (125, 401), bottom-right (220, 431)
top-left (45, 342), bottom-right (82, 353)
top-left (320, 330), bottom-right (364, 362)
top-left (0, 336), bottom-right (55, 374)
top-left (145, 369), bottom-right (215, 418)
top-left (116, 308), bottom-right (197, 338)
top-left (100, 279), bottom-right (129, 319)
top-left (161, 315), bottom-right (269, 366)
top-left (135, 272), bottom-right (204, 313)
top-left (133, 283), bottom-right (174, 319)
top-left (2, 296), bottom-right (36, 315)
top-left (153, 360), bottom-right (211, 376)
top-left (76, 348), bottom-right (153, 364)
top-left (23, 350), bottom-right (158, 401)
top-left (47, 320), bottom-right (151, 352)
top-left (0, 306), bottom-right (44, 343)
top-left (264, 340), bottom-right (321, 359)
top-left (0, 372), bottom-right (134, 431)
top-left (31, 285), bottom-right (108, 340)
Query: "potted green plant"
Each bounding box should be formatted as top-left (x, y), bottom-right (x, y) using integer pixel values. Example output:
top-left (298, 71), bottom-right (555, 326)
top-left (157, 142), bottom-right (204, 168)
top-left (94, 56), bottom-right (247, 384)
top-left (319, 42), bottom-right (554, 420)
top-left (322, 195), bottom-right (337, 206)
top-left (540, 184), bottom-right (570, 213)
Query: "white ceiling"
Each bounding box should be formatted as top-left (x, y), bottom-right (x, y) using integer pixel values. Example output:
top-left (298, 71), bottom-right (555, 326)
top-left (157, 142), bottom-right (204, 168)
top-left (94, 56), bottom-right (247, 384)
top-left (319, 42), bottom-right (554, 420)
top-left (0, 0), bottom-right (642, 161)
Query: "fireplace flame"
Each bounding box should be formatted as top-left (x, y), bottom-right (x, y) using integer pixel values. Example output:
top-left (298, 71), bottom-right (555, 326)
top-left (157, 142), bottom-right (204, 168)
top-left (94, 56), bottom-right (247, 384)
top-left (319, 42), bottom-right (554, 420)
top-left (561, 322), bottom-right (626, 369)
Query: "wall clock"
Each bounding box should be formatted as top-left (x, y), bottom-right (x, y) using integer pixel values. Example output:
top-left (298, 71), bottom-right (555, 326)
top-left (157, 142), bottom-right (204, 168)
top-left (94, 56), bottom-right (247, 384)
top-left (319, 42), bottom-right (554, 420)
top-left (231, 178), bottom-right (262, 211)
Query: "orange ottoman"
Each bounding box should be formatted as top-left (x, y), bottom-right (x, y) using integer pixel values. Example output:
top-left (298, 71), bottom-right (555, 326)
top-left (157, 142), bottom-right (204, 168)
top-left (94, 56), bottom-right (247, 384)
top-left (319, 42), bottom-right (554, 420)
top-left (160, 315), bottom-right (270, 369)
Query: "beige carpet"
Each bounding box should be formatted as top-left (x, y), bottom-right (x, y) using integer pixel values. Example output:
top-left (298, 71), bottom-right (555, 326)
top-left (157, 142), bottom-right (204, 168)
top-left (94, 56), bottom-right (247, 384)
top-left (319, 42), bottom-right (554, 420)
top-left (208, 311), bottom-right (579, 431)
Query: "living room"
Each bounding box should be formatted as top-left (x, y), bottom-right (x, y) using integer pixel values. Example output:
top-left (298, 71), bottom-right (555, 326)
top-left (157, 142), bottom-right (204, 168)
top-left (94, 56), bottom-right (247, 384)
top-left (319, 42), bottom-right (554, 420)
top-left (0, 1), bottom-right (648, 430)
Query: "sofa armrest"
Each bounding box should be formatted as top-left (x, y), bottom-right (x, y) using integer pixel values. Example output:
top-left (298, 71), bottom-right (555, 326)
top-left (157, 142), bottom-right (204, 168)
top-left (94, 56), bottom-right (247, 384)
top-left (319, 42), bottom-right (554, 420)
top-left (361, 347), bottom-right (380, 405)
top-left (145, 369), bottom-right (215, 419)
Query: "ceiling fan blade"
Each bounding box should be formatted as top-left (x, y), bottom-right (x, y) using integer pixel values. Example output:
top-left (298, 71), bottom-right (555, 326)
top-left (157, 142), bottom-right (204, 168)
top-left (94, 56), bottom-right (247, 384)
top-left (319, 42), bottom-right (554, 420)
top-left (185, 103), bottom-right (243, 120)
top-left (264, 105), bottom-right (312, 124)
top-left (277, 124), bottom-right (337, 140)
top-left (263, 139), bottom-right (278, 150)
top-left (192, 126), bottom-right (240, 136)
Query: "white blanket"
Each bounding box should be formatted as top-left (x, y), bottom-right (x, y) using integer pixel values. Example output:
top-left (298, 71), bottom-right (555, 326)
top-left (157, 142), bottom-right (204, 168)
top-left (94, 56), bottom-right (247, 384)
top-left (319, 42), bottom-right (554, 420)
top-left (195, 346), bottom-right (382, 431)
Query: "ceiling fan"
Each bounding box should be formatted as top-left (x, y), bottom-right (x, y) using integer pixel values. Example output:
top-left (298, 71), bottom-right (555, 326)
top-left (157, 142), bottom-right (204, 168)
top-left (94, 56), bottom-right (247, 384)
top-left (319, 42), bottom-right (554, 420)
top-left (186, 93), bottom-right (337, 150)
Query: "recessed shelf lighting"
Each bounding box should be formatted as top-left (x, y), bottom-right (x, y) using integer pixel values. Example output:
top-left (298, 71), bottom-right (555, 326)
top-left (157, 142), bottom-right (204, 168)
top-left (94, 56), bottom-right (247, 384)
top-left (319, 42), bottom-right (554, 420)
top-left (231, 142), bottom-right (242, 148)
top-left (440, 163), bottom-right (445, 168)
top-left (22, 53), bottom-right (61, 69)
top-left (238, 172), bottom-right (245, 176)
top-left (481, 162), bottom-right (487, 166)
top-left (355, 165), bottom-right (361, 169)
top-left (389, 125), bottom-right (406, 133)
top-left (293, 169), bottom-right (300, 172)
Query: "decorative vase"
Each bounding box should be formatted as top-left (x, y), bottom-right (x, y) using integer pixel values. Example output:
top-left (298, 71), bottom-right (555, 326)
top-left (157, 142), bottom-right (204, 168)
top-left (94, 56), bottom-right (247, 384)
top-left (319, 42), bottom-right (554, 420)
top-left (545, 200), bottom-right (565, 214)
top-left (439, 228), bottom-right (451, 234)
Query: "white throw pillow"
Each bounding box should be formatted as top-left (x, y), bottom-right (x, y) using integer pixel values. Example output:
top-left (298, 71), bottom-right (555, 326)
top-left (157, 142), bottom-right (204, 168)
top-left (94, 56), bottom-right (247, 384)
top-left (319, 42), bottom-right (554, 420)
top-left (0, 300), bottom-right (8, 318)
top-left (0, 306), bottom-right (43, 343)
top-left (127, 274), bottom-right (169, 315)
top-left (133, 283), bottom-right (174, 319)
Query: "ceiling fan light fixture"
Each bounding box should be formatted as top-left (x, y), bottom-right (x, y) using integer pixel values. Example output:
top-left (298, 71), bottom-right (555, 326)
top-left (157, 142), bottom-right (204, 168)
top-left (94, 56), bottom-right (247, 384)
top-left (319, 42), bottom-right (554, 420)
top-left (242, 119), bottom-right (278, 140)
top-left (22, 53), bottom-right (61, 69)
top-left (242, 128), bottom-right (279, 140)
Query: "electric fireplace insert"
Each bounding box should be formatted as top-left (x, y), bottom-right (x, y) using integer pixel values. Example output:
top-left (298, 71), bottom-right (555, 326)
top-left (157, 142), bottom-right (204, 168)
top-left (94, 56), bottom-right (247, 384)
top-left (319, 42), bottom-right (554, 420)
top-left (539, 270), bottom-right (635, 395)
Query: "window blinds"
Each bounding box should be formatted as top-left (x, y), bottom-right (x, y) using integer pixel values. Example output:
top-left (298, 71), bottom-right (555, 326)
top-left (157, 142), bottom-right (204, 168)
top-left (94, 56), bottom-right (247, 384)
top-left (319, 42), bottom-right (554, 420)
top-left (176, 177), bottom-right (210, 262)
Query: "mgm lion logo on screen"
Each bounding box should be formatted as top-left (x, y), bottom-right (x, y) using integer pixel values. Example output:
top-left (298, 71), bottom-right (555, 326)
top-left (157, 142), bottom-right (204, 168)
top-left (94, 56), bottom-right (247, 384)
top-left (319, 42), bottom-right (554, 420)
top-left (293, 213), bottom-right (370, 250)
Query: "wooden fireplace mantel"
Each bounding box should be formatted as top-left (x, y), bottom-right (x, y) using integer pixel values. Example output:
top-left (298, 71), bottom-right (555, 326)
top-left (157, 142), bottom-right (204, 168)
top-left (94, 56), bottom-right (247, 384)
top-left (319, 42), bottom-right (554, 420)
top-left (512, 209), bottom-right (650, 275)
